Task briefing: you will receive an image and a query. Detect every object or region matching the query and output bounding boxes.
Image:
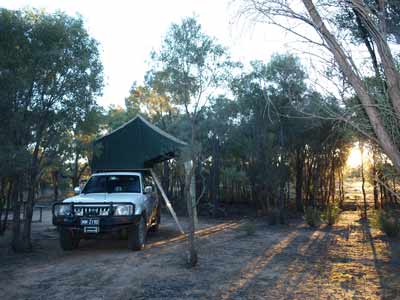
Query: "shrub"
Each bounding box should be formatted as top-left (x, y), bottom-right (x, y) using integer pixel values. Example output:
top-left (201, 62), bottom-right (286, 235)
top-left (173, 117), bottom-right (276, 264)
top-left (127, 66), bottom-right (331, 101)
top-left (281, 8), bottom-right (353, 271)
top-left (321, 204), bottom-right (341, 226)
top-left (377, 210), bottom-right (400, 238)
top-left (239, 221), bottom-right (256, 236)
top-left (304, 207), bottom-right (321, 227)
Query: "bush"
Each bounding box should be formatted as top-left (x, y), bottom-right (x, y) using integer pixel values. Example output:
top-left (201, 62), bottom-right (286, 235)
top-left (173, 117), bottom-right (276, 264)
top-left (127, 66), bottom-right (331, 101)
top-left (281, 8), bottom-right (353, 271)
top-left (304, 207), bottom-right (321, 227)
top-left (376, 210), bottom-right (400, 238)
top-left (321, 204), bottom-right (341, 226)
top-left (239, 221), bottom-right (256, 236)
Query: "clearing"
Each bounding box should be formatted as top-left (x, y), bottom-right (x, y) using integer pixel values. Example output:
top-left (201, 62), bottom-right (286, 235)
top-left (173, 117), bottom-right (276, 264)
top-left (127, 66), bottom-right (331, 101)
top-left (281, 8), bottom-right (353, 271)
top-left (0, 182), bottom-right (399, 300)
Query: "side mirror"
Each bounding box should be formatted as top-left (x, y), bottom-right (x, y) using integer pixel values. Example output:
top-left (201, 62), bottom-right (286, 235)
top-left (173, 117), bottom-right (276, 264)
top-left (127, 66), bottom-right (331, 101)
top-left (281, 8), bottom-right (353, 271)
top-left (144, 186), bottom-right (153, 194)
top-left (74, 186), bottom-right (81, 195)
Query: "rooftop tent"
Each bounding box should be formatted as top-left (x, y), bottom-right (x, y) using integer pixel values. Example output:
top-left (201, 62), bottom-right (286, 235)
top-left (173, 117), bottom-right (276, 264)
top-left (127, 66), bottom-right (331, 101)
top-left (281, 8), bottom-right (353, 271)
top-left (91, 115), bottom-right (187, 171)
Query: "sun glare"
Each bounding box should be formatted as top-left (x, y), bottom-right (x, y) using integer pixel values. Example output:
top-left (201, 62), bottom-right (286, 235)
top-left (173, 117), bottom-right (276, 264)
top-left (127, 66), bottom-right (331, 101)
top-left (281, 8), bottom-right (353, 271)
top-left (346, 142), bottom-right (370, 169)
top-left (347, 147), bottom-right (362, 168)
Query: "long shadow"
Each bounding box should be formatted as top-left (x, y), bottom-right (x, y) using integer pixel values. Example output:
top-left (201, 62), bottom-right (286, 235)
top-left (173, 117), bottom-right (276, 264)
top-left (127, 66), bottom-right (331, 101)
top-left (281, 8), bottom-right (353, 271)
top-left (113, 223), bottom-right (316, 300)
top-left (277, 226), bottom-right (335, 299)
top-left (217, 219), bottom-right (369, 300)
top-left (76, 221), bottom-right (241, 252)
top-left (218, 225), bottom-right (332, 300)
top-left (361, 216), bottom-right (400, 299)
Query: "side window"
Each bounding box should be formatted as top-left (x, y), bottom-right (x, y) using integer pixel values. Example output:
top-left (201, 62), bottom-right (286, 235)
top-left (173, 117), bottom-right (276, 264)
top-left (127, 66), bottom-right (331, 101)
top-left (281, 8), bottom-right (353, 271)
top-left (143, 174), bottom-right (154, 191)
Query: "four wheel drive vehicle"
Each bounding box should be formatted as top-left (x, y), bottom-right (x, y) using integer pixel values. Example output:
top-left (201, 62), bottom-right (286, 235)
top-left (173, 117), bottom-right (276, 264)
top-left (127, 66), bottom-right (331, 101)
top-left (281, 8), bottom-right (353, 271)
top-left (52, 171), bottom-right (160, 251)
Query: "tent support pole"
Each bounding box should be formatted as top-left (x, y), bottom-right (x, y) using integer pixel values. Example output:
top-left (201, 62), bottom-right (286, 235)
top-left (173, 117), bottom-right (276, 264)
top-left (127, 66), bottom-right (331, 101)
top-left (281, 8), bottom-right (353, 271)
top-left (150, 169), bottom-right (185, 235)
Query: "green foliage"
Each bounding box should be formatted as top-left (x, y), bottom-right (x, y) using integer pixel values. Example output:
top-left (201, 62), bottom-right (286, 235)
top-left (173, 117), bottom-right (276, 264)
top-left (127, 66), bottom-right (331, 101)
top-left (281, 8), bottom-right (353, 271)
top-left (239, 221), bottom-right (256, 236)
top-left (0, 8), bottom-right (103, 249)
top-left (147, 16), bottom-right (236, 116)
top-left (372, 210), bottom-right (400, 238)
top-left (95, 18), bottom-right (351, 220)
top-left (321, 204), bottom-right (341, 226)
top-left (125, 83), bottom-right (176, 122)
top-left (104, 105), bottom-right (135, 131)
top-left (335, 0), bottom-right (400, 45)
top-left (0, 8), bottom-right (104, 172)
top-left (304, 207), bottom-right (321, 227)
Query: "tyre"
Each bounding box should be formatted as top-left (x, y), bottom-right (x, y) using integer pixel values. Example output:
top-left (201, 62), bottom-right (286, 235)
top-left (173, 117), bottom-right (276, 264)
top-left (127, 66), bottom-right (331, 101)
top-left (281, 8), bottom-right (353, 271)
top-left (149, 206), bottom-right (161, 233)
top-left (128, 215), bottom-right (146, 251)
top-left (59, 228), bottom-right (80, 251)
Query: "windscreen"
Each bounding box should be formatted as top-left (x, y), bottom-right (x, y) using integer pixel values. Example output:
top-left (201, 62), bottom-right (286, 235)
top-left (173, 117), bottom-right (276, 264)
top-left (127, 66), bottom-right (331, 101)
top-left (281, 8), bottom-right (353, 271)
top-left (82, 175), bottom-right (141, 194)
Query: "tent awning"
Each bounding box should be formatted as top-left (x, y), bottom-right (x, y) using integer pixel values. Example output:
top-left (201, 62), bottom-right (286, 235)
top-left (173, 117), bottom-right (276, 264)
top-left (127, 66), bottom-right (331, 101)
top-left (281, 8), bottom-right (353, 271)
top-left (91, 115), bottom-right (187, 171)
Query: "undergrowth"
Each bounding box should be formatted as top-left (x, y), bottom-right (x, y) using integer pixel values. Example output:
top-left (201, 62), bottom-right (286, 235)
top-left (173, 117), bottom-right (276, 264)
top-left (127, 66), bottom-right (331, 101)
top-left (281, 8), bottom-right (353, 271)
top-left (370, 209), bottom-right (400, 238)
top-left (321, 204), bottom-right (341, 226)
top-left (304, 207), bottom-right (321, 227)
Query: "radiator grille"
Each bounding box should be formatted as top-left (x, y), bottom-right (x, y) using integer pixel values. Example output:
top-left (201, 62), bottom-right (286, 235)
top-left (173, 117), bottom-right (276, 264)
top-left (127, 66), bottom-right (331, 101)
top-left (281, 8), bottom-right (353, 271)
top-left (74, 206), bottom-right (110, 217)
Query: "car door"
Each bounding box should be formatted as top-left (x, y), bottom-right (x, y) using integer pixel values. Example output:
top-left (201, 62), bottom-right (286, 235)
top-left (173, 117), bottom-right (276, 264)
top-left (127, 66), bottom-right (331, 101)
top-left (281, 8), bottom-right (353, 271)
top-left (143, 174), bottom-right (158, 223)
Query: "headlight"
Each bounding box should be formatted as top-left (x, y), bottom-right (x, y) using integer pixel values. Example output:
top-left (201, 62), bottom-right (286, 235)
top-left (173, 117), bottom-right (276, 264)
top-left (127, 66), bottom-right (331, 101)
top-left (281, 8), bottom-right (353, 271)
top-left (114, 205), bottom-right (133, 216)
top-left (54, 204), bottom-right (73, 216)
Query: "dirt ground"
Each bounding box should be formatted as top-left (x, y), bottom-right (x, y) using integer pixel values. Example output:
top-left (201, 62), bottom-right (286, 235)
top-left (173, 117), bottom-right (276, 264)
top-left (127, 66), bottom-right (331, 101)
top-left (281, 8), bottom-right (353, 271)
top-left (0, 183), bottom-right (399, 300)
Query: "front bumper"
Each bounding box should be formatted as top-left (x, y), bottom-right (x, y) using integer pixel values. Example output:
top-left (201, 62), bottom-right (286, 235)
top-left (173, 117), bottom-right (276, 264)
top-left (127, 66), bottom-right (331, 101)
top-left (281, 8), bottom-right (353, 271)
top-left (53, 215), bottom-right (141, 233)
top-left (52, 202), bottom-right (140, 233)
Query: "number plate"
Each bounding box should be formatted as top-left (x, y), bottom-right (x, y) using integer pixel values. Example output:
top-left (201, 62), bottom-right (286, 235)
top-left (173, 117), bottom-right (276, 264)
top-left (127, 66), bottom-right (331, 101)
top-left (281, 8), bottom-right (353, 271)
top-left (80, 218), bottom-right (99, 226)
top-left (84, 226), bottom-right (99, 233)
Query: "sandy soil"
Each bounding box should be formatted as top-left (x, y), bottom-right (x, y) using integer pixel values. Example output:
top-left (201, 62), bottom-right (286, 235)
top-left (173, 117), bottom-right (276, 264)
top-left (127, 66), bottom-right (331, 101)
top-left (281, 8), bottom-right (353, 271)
top-left (0, 183), bottom-right (399, 300)
top-left (0, 211), bottom-right (398, 300)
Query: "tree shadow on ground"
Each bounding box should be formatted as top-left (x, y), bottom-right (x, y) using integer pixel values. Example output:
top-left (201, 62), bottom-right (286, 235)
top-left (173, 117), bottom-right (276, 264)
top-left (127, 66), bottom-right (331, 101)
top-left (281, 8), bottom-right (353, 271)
top-left (361, 217), bottom-right (400, 299)
top-left (216, 225), bottom-right (333, 300)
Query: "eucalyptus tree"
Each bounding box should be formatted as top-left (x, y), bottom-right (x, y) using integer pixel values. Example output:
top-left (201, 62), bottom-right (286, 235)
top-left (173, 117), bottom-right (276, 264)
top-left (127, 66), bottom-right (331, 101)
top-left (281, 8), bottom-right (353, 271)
top-left (229, 54), bottom-right (310, 214)
top-left (0, 9), bottom-right (103, 251)
top-left (238, 0), bottom-right (400, 174)
top-left (147, 17), bottom-right (236, 266)
top-left (63, 107), bottom-right (104, 188)
top-left (198, 96), bottom-right (239, 215)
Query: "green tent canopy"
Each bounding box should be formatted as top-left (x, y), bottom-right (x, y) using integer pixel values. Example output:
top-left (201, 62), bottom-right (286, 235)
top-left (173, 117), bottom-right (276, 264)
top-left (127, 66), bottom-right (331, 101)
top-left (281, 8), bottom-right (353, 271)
top-left (91, 115), bottom-right (187, 171)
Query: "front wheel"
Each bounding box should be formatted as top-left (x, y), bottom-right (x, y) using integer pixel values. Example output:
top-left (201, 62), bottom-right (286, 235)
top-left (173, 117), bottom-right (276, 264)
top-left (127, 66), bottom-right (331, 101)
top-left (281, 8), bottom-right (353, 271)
top-left (149, 206), bottom-right (161, 233)
top-left (128, 215), bottom-right (146, 251)
top-left (59, 228), bottom-right (80, 251)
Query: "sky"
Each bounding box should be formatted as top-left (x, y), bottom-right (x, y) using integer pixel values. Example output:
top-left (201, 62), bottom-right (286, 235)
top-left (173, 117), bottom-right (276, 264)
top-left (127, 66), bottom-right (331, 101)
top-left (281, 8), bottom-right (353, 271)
top-left (1, 0), bottom-right (294, 108)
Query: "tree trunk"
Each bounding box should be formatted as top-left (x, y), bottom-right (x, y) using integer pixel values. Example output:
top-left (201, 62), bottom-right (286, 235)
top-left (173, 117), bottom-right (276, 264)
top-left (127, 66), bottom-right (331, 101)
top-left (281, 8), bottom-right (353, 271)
top-left (11, 177), bottom-right (23, 251)
top-left (372, 147), bottom-right (379, 209)
top-left (20, 132), bottom-right (43, 252)
top-left (72, 153), bottom-right (80, 188)
top-left (302, 0), bottom-right (400, 174)
top-left (52, 170), bottom-right (59, 202)
top-left (351, 0), bottom-right (400, 118)
top-left (184, 161), bottom-right (197, 267)
top-left (0, 179), bottom-right (13, 235)
top-left (0, 178), bottom-right (5, 233)
top-left (379, 171), bottom-right (385, 208)
top-left (185, 121), bottom-right (198, 267)
top-left (329, 157), bottom-right (336, 205)
top-left (21, 170), bottom-right (37, 251)
top-left (360, 141), bottom-right (367, 218)
top-left (338, 167), bottom-right (345, 208)
top-left (211, 138), bottom-right (221, 217)
top-left (295, 149), bottom-right (304, 212)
